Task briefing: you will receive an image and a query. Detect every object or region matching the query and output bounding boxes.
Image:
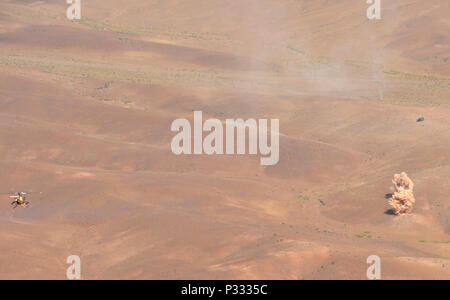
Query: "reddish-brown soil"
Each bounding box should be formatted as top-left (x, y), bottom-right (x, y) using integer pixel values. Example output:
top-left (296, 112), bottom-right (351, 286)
top-left (0, 0), bottom-right (448, 279)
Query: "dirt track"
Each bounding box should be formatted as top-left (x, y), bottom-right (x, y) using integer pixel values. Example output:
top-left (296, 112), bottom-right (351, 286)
top-left (0, 0), bottom-right (449, 279)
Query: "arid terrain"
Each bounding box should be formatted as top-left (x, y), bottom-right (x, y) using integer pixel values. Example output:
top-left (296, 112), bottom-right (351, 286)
top-left (0, 0), bottom-right (449, 279)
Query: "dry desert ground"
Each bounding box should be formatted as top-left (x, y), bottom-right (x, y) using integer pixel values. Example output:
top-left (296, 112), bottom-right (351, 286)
top-left (0, 0), bottom-right (449, 279)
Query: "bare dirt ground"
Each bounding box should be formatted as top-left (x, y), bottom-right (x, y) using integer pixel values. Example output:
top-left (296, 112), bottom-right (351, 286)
top-left (0, 0), bottom-right (449, 279)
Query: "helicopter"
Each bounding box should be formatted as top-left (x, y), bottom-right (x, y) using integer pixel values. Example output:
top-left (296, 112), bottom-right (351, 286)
top-left (9, 192), bottom-right (30, 209)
